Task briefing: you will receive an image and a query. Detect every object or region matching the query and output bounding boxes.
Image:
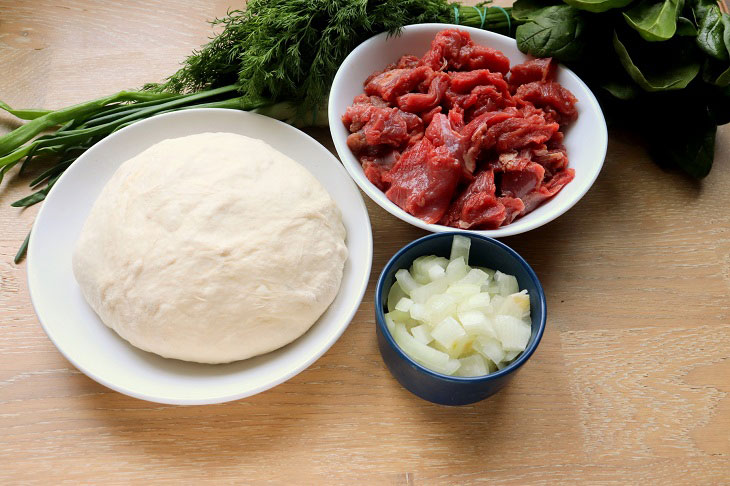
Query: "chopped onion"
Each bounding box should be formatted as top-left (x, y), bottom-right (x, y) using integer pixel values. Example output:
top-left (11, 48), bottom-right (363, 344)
top-left (455, 354), bottom-right (488, 377)
top-left (395, 297), bottom-right (414, 313)
top-left (450, 234), bottom-right (471, 262)
top-left (431, 316), bottom-right (467, 350)
top-left (384, 235), bottom-right (533, 376)
top-left (395, 268), bottom-right (420, 295)
top-left (387, 281), bottom-right (407, 313)
top-left (411, 324), bottom-right (434, 345)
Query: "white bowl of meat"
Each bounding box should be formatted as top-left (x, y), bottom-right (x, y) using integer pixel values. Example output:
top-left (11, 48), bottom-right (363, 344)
top-left (329, 24), bottom-right (607, 237)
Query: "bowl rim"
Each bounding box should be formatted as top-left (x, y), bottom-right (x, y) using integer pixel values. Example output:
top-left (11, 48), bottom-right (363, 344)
top-left (375, 231), bottom-right (547, 383)
top-left (329, 22), bottom-right (608, 238)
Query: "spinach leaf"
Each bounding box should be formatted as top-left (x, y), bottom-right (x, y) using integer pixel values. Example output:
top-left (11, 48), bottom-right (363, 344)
top-left (702, 57), bottom-right (730, 86)
top-left (563, 0), bottom-right (634, 13)
top-left (613, 29), bottom-right (700, 90)
top-left (512, 0), bottom-right (558, 21)
top-left (709, 85), bottom-right (730, 124)
top-left (601, 78), bottom-right (641, 99)
top-left (676, 16), bottom-right (698, 36)
top-left (515, 5), bottom-right (587, 61)
top-left (699, 14), bottom-right (730, 85)
top-left (694, 0), bottom-right (728, 60)
top-left (623, 0), bottom-right (683, 42)
top-left (648, 104), bottom-right (716, 178)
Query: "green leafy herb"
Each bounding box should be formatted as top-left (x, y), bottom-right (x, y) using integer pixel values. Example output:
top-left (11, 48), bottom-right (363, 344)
top-left (515, 3), bottom-right (587, 61)
top-left (147, 0), bottom-right (513, 117)
top-left (648, 104), bottom-right (716, 178)
top-left (14, 231), bottom-right (30, 264)
top-left (612, 29), bottom-right (700, 90)
top-left (709, 84), bottom-right (730, 124)
top-left (676, 16), bottom-right (698, 36)
top-left (623, 0), bottom-right (684, 42)
top-left (601, 77), bottom-right (641, 99)
top-left (563, 0), bottom-right (634, 13)
top-left (694, 0), bottom-right (729, 59)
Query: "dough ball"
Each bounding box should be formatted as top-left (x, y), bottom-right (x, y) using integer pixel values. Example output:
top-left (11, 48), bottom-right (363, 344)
top-left (72, 132), bottom-right (348, 364)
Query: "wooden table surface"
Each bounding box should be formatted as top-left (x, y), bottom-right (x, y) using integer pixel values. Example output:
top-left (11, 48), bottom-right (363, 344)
top-left (1, 1), bottom-right (729, 484)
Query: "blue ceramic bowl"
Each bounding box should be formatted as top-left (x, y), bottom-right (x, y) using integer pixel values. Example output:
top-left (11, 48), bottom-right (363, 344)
top-left (375, 232), bottom-right (547, 406)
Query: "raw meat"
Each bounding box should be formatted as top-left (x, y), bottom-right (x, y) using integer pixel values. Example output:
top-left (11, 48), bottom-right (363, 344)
top-left (342, 29), bottom-right (578, 229)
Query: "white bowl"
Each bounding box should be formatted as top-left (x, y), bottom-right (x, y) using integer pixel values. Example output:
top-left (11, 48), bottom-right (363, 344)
top-left (27, 108), bottom-right (373, 405)
top-left (328, 23), bottom-right (607, 237)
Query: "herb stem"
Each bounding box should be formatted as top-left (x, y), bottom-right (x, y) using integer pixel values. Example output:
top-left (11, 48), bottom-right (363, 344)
top-left (0, 91), bottom-right (179, 157)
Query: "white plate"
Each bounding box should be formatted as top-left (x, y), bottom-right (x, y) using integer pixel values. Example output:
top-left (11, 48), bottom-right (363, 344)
top-left (27, 108), bottom-right (373, 405)
top-left (329, 24), bottom-right (608, 237)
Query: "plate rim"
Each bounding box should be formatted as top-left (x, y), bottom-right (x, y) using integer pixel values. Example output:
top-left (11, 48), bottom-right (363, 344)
top-left (27, 108), bottom-right (373, 405)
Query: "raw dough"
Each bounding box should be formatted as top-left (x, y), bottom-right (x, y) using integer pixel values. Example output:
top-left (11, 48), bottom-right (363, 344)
top-left (72, 132), bottom-right (348, 364)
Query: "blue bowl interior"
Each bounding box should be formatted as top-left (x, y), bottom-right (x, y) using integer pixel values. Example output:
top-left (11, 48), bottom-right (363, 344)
top-left (375, 232), bottom-right (547, 383)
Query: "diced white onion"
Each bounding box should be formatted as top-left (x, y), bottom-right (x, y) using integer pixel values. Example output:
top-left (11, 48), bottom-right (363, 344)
top-left (431, 316), bottom-right (467, 350)
top-left (499, 290), bottom-right (530, 318)
top-left (395, 268), bottom-right (420, 295)
top-left (395, 297), bottom-right (414, 313)
top-left (411, 324), bottom-right (434, 345)
top-left (446, 257), bottom-right (469, 283)
top-left (410, 278), bottom-right (449, 304)
top-left (474, 336), bottom-right (505, 365)
top-left (427, 264), bottom-right (446, 281)
top-left (494, 315), bottom-right (532, 352)
top-left (425, 293), bottom-right (458, 325)
top-left (409, 303), bottom-right (429, 322)
top-left (495, 271), bottom-right (519, 296)
top-left (384, 236), bottom-right (532, 377)
top-left (458, 310), bottom-right (497, 339)
top-left (387, 281), bottom-right (407, 313)
top-left (455, 354), bottom-right (488, 377)
top-left (457, 292), bottom-right (491, 313)
top-left (459, 268), bottom-right (490, 287)
top-left (450, 234), bottom-right (471, 262)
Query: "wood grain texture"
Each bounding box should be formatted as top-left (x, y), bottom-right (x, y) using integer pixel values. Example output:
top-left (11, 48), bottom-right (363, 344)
top-left (0, 1), bottom-right (728, 484)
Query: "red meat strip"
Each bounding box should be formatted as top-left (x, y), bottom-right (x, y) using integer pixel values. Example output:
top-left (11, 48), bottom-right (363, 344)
top-left (467, 43), bottom-right (511, 74)
top-left (425, 113), bottom-right (464, 160)
top-left (500, 162), bottom-right (546, 199)
top-left (441, 169), bottom-right (511, 229)
top-left (532, 144), bottom-right (569, 174)
top-left (449, 70), bottom-right (511, 97)
top-left (520, 168), bottom-right (575, 215)
top-left (364, 56), bottom-right (423, 85)
top-left (384, 138), bottom-right (462, 224)
top-left (509, 58), bottom-right (557, 87)
top-left (515, 81), bottom-right (578, 124)
top-left (461, 110), bottom-right (519, 172)
top-left (464, 85), bottom-right (516, 120)
top-left (499, 196), bottom-right (526, 226)
top-left (462, 109), bottom-right (557, 171)
top-left (489, 115), bottom-right (559, 152)
top-left (394, 55), bottom-right (422, 69)
top-left (448, 107), bottom-right (465, 131)
top-left (421, 106), bottom-right (442, 126)
top-left (361, 151), bottom-right (399, 191)
top-left (495, 148), bottom-right (532, 172)
top-left (422, 29), bottom-right (510, 74)
top-left (365, 66), bottom-right (432, 103)
top-left (397, 71), bottom-right (450, 113)
top-left (343, 104), bottom-right (422, 151)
